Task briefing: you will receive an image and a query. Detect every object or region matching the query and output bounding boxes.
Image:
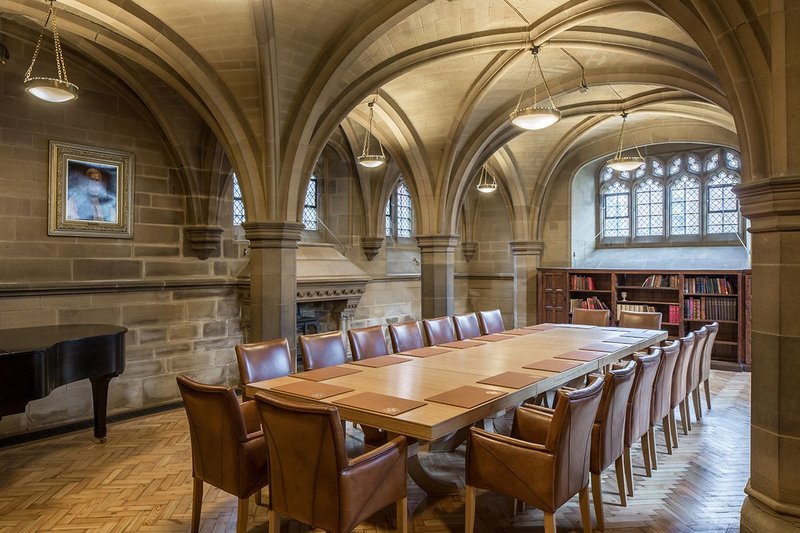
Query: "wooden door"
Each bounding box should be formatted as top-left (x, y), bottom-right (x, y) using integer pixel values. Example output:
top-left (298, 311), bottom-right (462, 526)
top-left (538, 270), bottom-right (568, 324)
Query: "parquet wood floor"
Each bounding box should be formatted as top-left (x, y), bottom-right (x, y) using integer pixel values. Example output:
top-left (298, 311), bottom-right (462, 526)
top-left (0, 370), bottom-right (749, 532)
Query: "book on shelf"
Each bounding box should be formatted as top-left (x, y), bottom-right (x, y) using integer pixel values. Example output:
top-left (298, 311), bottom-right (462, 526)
top-left (571, 275), bottom-right (595, 290)
top-left (641, 274), bottom-right (679, 288)
top-left (668, 305), bottom-right (681, 324)
top-left (570, 296), bottom-right (608, 313)
top-left (683, 276), bottom-right (735, 294)
top-left (684, 296), bottom-right (737, 321)
top-left (616, 303), bottom-right (656, 320)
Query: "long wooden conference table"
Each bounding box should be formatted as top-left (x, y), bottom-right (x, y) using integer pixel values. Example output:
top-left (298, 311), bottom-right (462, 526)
top-left (246, 323), bottom-right (667, 494)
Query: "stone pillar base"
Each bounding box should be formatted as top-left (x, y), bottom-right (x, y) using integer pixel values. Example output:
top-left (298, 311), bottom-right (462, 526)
top-left (742, 495), bottom-right (800, 532)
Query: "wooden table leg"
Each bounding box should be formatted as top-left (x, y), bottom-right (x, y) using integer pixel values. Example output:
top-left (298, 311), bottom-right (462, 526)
top-left (89, 373), bottom-right (116, 442)
top-left (392, 435), bottom-right (460, 495)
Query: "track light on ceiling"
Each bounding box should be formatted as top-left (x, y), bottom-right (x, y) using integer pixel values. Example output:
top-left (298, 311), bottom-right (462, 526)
top-left (357, 95), bottom-right (386, 168)
top-left (476, 166), bottom-right (497, 194)
top-left (561, 48), bottom-right (589, 94)
top-left (24, 0), bottom-right (78, 103)
top-left (607, 111), bottom-right (645, 171)
top-left (509, 45), bottom-right (560, 130)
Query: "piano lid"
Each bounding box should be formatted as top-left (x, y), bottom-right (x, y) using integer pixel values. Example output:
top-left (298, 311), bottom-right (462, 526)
top-left (0, 324), bottom-right (127, 355)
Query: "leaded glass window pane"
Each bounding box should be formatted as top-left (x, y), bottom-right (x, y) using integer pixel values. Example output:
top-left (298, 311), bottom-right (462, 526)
top-left (302, 176), bottom-right (318, 230)
top-left (602, 181), bottom-right (630, 237)
top-left (668, 156), bottom-right (682, 176)
top-left (635, 178), bottom-right (664, 236)
top-left (705, 151), bottom-right (720, 171)
top-left (601, 166), bottom-right (613, 181)
top-left (725, 151), bottom-right (740, 170)
top-left (396, 181), bottom-right (412, 238)
top-left (635, 166), bottom-right (646, 178)
top-left (688, 155), bottom-right (701, 173)
top-left (707, 171), bottom-right (739, 233)
top-left (232, 173), bottom-right (246, 226)
top-left (619, 170), bottom-right (630, 180)
top-left (652, 159), bottom-right (664, 176)
top-left (669, 175), bottom-right (701, 235)
top-left (385, 199), bottom-right (392, 237)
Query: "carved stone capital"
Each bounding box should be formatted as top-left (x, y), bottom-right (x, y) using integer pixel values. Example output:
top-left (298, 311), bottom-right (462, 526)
top-left (735, 176), bottom-right (800, 233)
top-left (360, 236), bottom-right (384, 261)
top-left (415, 234), bottom-right (459, 253)
top-left (461, 241), bottom-right (478, 262)
top-left (184, 226), bottom-right (223, 259)
top-left (509, 240), bottom-right (544, 256)
top-left (242, 221), bottom-right (304, 248)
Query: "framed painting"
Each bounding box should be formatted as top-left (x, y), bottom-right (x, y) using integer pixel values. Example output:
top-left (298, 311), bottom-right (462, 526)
top-left (48, 141), bottom-right (134, 238)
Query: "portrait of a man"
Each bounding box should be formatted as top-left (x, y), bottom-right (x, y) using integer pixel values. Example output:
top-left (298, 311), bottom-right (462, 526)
top-left (65, 160), bottom-right (118, 223)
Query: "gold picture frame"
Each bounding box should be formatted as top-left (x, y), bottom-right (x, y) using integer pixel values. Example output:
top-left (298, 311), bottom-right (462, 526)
top-left (48, 141), bottom-right (134, 238)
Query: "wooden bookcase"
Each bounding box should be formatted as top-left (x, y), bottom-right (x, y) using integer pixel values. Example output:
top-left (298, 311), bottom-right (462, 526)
top-left (537, 268), bottom-right (750, 370)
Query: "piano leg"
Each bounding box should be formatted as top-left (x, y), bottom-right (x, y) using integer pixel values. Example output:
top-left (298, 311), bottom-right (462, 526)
top-left (89, 373), bottom-right (116, 442)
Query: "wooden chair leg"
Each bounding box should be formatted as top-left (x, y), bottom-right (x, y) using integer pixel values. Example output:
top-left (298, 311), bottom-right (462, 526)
top-left (623, 446), bottom-right (634, 497)
top-left (614, 457), bottom-right (627, 507)
top-left (693, 389), bottom-right (703, 420)
top-left (191, 478), bottom-right (203, 533)
top-left (669, 410), bottom-right (679, 448)
top-left (465, 486), bottom-right (476, 533)
top-left (679, 400), bottom-right (690, 433)
top-left (648, 427), bottom-right (658, 469)
top-left (397, 497), bottom-right (407, 533)
top-left (268, 510), bottom-right (280, 533)
top-left (641, 434), bottom-right (652, 477)
top-left (254, 488), bottom-right (262, 506)
top-left (544, 512), bottom-right (557, 533)
top-left (704, 379), bottom-right (712, 410)
top-left (236, 497), bottom-right (249, 533)
top-left (579, 485), bottom-right (592, 533)
top-left (591, 472), bottom-right (604, 530)
top-left (662, 416), bottom-right (673, 454)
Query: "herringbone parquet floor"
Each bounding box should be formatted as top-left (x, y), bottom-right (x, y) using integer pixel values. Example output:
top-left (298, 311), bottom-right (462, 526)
top-left (0, 370), bottom-right (749, 533)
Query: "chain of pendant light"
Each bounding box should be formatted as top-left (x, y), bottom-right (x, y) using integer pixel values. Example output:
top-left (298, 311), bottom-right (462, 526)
top-left (512, 45), bottom-right (557, 114)
top-left (24, 0), bottom-right (71, 86)
top-left (360, 96), bottom-right (386, 160)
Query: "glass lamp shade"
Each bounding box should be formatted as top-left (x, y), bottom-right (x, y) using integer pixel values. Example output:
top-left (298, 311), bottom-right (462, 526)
top-left (607, 156), bottom-right (645, 172)
top-left (24, 77), bottom-right (78, 103)
top-left (510, 106), bottom-right (561, 130)
top-left (476, 183), bottom-right (497, 193)
top-left (357, 154), bottom-right (386, 168)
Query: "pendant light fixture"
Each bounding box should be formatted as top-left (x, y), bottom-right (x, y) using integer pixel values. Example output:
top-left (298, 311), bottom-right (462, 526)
top-left (509, 46), bottom-right (560, 130)
top-left (607, 111), bottom-right (644, 171)
top-left (24, 0), bottom-right (78, 103)
top-left (476, 166), bottom-right (497, 193)
top-left (357, 95), bottom-right (386, 168)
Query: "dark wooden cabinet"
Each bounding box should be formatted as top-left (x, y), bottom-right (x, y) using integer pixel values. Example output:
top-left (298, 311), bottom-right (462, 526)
top-left (538, 268), bottom-right (750, 370)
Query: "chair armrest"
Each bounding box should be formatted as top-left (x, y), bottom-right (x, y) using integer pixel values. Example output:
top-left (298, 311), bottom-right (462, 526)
top-left (520, 403), bottom-right (555, 414)
top-left (347, 435), bottom-right (407, 469)
top-left (511, 405), bottom-right (553, 445)
top-left (341, 436), bottom-right (407, 523)
top-left (239, 400), bottom-right (262, 438)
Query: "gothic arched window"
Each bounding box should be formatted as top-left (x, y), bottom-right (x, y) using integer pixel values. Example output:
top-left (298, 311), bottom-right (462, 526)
top-left (634, 178), bottom-right (664, 237)
top-left (232, 173), bottom-right (245, 226)
top-left (385, 179), bottom-right (413, 239)
top-left (669, 175), bottom-right (701, 235)
top-left (602, 180), bottom-right (630, 237)
top-left (302, 175), bottom-right (318, 230)
top-left (706, 170), bottom-right (740, 234)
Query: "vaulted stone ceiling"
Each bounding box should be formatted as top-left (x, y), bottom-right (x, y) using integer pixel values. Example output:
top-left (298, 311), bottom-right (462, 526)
top-left (1, 0), bottom-right (744, 240)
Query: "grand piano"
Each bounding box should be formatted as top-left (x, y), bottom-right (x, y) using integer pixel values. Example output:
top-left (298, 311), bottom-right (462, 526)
top-left (0, 324), bottom-right (127, 441)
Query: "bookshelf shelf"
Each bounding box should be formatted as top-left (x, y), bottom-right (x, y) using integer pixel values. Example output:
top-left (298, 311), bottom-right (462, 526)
top-left (538, 268), bottom-right (750, 369)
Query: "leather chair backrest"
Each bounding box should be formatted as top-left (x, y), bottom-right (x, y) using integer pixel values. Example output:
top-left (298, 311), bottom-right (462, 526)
top-left (572, 308), bottom-right (610, 327)
top-left (625, 349), bottom-right (661, 446)
top-left (423, 316), bottom-right (456, 345)
top-left (546, 377), bottom-right (605, 508)
top-left (699, 322), bottom-right (719, 381)
top-left (235, 338), bottom-right (292, 398)
top-left (388, 321), bottom-right (425, 352)
top-left (686, 326), bottom-right (708, 391)
top-left (299, 331), bottom-right (347, 371)
top-left (177, 375), bottom-right (250, 495)
top-left (670, 332), bottom-right (695, 408)
top-left (347, 325), bottom-right (389, 361)
top-left (453, 313), bottom-right (481, 340)
top-left (651, 340), bottom-right (681, 422)
top-left (591, 360), bottom-right (637, 473)
top-left (618, 310), bottom-right (662, 330)
top-left (477, 309), bottom-right (505, 334)
top-left (255, 392), bottom-right (348, 531)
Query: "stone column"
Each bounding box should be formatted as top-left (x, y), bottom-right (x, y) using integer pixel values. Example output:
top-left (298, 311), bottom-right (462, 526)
top-left (510, 241), bottom-right (544, 328)
top-left (242, 221), bottom-right (304, 370)
top-left (738, 177), bottom-right (800, 532)
top-left (416, 235), bottom-right (459, 318)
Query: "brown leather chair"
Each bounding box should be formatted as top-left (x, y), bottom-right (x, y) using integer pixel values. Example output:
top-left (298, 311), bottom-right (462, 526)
top-left (668, 332), bottom-right (696, 446)
top-left (422, 316), bottom-right (456, 345)
top-left (465, 378), bottom-right (604, 533)
top-left (255, 393), bottom-right (408, 533)
top-left (347, 325), bottom-right (390, 361)
top-left (684, 326), bottom-right (709, 428)
top-left (453, 312), bottom-right (481, 340)
top-left (177, 375), bottom-right (269, 533)
top-left (621, 349), bottom-right (661, 497)
top-left (698, 322), bottom-right (719, 412)
top-left (572, 308), bottom-right (611, 327)
top-left (618, 310), bottom-right (662, 330)
top-left (298, 330), bottom-right (347, 370)
top-left (648, 340), bottom-right (680, 464)
top-left (388, 321), bottom-right (425, 352)
top-left (477, 309), bottom-right (505, 334)
top-left (235, 338), bottom-right (292, 401)
top-left (590, 361), bottom-right (636, 529)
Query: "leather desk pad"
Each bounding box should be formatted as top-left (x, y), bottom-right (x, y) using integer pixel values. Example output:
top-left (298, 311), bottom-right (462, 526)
top-left (294, 365), bottom-right (362, 382)
top-left (524, 324), bottom-right (558, 331)
top-left (503, 328), bottom-right (537, 336)
top-left (438, 340), bottom-right (486, 349)
top-left (476, 334), bottom-right (515, 342)
top-left (554, 350), bottom-right (607, 362)
top-left (333, 392), bottom-right (426, 416)
top-left (425, 385), bottom-right (507, 409)
top-left (523, 358), bottom-right (583, 372)
top-left (477, 372), bottom-right (546, 389)
top-left (605, 336), bottom-right (643, 345)
top-left (398, 346), bottom-right (451, 358)
top-left (272, 381), bottom-right (354, 400)
top-left (580, 342), bottom-right (629, 353)
top-left (349, 355), bottom-right (412, 368)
